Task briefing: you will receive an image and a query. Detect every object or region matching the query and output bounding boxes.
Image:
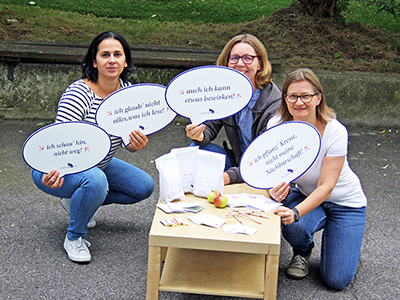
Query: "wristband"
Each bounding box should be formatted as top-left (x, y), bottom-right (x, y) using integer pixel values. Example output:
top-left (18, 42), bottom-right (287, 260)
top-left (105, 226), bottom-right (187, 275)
top-left (292, 207), bottom-right (300, 222)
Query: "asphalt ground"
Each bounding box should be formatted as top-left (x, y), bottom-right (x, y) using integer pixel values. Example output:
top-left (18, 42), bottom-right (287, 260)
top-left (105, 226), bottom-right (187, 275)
top-left (0, 119), bottom-right (399, 300)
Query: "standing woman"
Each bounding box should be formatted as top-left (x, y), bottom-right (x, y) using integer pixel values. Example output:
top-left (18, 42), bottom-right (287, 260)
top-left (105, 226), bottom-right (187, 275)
top-left (31, 32), bottom-right (154, 263)
top-left (185, 34), bottom-right (281, 185)
top-left (268, 68), bottom-right (367, 290)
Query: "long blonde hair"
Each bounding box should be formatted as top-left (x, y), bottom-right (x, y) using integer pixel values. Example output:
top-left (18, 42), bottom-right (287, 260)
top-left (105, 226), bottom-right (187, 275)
top-left (216, 34), bottom-right (272, 89)
top-left (277, 68), bottom-right (336, 124)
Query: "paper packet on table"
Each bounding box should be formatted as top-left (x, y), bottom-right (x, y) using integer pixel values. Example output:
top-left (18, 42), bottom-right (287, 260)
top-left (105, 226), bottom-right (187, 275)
top-left (155, 152), bottom-right (185, 202)
top-left (193, 150), bottom-right (225, 198)
top-left (241, 193), bottom-right (282, 213)
top-left (222, 223), bottom-right (257, 236)
top-left (226, 193), bottom-right (282, 213)
top-left (155, 147), bottom-right (225, 200)
top-left (170, 146), bottom-right (198, 194)
top-left (188, 213), bottom-right (226, 229)
top-left (157, 201), bottom-right (206, 213)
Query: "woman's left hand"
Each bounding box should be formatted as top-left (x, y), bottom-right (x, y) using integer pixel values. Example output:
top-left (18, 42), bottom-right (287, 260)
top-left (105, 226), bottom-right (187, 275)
top-left (127, 129), bottom-right (148, 152)
top-left (274, 206), bottom-right (295, 226)
top-left (223, 172), bottom-right (230, 185)
top-left (269, 181), bottom-right (290, 202)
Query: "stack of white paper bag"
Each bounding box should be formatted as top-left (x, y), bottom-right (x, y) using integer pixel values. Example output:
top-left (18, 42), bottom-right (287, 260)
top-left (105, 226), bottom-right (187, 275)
top-left (156, 146), bottom-right (225, 202)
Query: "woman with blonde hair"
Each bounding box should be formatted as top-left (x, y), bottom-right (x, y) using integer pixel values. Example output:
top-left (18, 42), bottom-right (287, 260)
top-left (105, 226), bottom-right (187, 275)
top-left (268, 68), bottom-right (367, 290)
top-left (186, 33), bottom-right (281, 184)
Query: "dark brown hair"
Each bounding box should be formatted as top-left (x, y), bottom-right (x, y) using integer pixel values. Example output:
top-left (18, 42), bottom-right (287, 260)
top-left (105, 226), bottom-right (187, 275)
top-left (81, 31), bottom-right (134, 83)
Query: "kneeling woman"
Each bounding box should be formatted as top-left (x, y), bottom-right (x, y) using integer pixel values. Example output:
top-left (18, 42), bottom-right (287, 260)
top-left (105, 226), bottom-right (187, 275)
top-left (31, 32), bottom-right (154, 263)
top-left (268, 68), bottom-right (367, 290)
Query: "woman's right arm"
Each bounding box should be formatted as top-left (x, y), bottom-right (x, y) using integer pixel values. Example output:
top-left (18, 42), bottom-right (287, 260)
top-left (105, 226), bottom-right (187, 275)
top-left (41, 82), bottom-right (90, 188)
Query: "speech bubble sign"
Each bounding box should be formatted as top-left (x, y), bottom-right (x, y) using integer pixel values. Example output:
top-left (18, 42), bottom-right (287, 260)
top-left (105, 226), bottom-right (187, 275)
top-left (96, 83), bottom-right (176, 146)
top-left (239, 121), bottom-right (321, 189)
top-left (22, 122), bottom-right (111, 177)
top-left (165, 65), bottom-right (253, 124)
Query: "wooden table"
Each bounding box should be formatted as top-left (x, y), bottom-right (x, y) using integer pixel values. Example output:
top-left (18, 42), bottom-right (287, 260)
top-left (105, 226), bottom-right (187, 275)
top-left (146, 183), bottom-right (281, 299)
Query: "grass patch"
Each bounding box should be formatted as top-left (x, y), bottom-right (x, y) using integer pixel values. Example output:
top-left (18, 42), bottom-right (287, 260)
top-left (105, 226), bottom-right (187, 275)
top-left (0, 0), bottom-right (293, 24)
top-left (0, 3), bottom-right (241, 47)
top-left (0, 0), bottom-right (399, 33)
top-left (344, 1), bottom-right (400, 34)
top-left (0, 1), bottom-right (399, 73)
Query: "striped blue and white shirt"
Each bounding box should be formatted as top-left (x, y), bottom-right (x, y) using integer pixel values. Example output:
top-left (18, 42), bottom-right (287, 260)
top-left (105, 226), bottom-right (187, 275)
top-left (55, 79), bottom-right (131, 170)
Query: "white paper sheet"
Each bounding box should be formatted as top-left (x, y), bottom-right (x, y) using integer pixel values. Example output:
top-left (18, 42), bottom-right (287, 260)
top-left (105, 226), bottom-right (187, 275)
top-left (226, 193), bottom-right (282, 213)
top-left (157, 201), bottom-right (206, 214)
top-left (222, 223), bottom-right (257, 235)
top-left (188, 213), bottom-right (226, 228)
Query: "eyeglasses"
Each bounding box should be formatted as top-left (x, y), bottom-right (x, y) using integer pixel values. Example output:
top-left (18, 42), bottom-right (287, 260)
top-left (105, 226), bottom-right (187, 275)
top-left (285, 93), bottom-right (318, 103)
top-left (228, 54), bottom-right (258, 65)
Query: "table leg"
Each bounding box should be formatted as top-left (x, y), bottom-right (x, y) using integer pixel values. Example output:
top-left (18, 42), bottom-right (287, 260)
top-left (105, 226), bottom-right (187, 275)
top-left (161, 247), bottom-right (168, 262)
top-left (264, 254), bottom-right (279, 300)
top-left (146, 246), bottom-right (162, 300)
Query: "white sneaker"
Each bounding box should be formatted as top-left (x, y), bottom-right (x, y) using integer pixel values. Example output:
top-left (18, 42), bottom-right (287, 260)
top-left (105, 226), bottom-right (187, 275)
top-left (64, 235), bottom-right (91, 262)
top-left (60, 198), bottom-right (96, 228)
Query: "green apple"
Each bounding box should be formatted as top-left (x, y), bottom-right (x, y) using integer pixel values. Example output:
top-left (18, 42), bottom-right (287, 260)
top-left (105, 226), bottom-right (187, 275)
top-left (214, 195), bottom-right (228, 208)
top-left (207, 190), bottom-right (221, 203)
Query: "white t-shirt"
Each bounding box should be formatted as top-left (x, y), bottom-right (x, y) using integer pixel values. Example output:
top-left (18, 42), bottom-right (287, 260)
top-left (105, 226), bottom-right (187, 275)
top-left (267, 116), bottom-right (367, 208)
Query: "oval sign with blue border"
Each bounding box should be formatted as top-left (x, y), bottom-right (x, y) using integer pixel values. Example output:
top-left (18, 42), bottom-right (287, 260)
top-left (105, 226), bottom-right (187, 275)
top-left (22, 122), bottom-right (111, 177)
top-left (239, 121), bottom-right (321, 189)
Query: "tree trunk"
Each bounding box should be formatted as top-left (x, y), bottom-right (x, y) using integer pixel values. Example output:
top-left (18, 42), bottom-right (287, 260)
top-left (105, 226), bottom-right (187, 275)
top-left (298, 0), bottom-right (342, 18)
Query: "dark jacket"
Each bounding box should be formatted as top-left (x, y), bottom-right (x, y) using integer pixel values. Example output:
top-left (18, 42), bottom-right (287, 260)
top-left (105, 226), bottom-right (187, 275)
top-left (193, 81), bottom-right (282, 184)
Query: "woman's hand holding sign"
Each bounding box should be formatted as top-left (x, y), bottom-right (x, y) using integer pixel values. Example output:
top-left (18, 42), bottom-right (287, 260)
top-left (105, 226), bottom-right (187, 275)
top-left (127, 129), bottom-right (148, 152)
top-left (185, 124), bottom-right (206, 142)
top-left (42, 169), bottom-right (64, 189)
top-left (269, 181), bottom-right (290, 202)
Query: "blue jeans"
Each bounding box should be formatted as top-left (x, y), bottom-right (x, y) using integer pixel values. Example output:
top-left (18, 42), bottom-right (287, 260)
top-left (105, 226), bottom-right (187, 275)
top-left (283, 188), bottom-right (366, 290)
top-left (189, 142), bottom-right (233, 171)
top-left (31, 158), bottom-right (154, 240)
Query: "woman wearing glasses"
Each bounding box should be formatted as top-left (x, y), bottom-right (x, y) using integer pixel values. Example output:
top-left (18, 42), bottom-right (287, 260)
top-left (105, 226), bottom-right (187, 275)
top-left (185, 34), bottom-right (281, 185)
top-left (268, 68), bottom-right (367, 290)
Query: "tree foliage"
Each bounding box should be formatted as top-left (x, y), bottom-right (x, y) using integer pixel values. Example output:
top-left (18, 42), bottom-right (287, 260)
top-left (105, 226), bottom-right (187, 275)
top-left (369, 0), bottom-right (400, 18)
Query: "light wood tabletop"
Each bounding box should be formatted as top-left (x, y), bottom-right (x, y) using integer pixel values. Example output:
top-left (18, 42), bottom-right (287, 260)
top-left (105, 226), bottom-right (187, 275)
top-left (146, 183), bottom-right (281, 300)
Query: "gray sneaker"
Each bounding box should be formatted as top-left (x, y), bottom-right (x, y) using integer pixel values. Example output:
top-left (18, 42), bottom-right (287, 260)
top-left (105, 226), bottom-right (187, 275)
top-left (287, 254), bottom-right (311, 279)
top-left (64, 235), bottom-right (91, 262)
top-left (60, 198), bottom-right (96, 228)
